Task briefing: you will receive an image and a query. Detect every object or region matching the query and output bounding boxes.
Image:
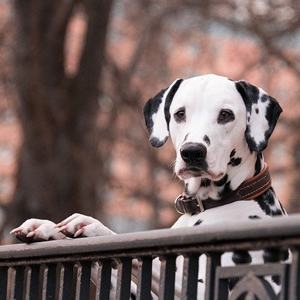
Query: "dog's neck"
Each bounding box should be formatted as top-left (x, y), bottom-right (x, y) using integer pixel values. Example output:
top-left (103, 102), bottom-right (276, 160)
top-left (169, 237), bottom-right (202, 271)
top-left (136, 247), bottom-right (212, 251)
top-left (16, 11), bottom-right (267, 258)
top-left (184, 152), bottom-right (265, 201)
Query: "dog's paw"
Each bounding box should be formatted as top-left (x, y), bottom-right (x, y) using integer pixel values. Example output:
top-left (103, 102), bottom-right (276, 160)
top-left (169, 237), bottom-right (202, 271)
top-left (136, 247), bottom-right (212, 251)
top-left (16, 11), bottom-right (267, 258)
top-left (56, 213), bottom-right (114, 238)
top-left (10, 219), bottom-right (66, 243)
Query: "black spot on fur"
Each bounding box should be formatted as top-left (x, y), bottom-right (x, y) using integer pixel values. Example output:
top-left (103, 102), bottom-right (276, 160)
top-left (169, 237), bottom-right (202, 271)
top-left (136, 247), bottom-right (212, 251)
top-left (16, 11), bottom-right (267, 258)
top-left (214, 174), bottom-right (228, 187)
top-left (204, 135), bottom-right (210, 146)
top-left (273, 209), bottom-right (283, 215)
top-left (254, 188), bottom-right (284, 216)
top-left (271, 275), bottom-right (281, 286)
top-left (218, 181), bottom-right (232, 198)
top-left (194, 219), bottom-right (202, 226)
top-left (130, 292), bottom-right (137, 300)
top-left (248, 215), bottom-right (261, 219)
top-left (201, 178), bottom-right (211, 187)
top-left (255, 108), bottom-right (259, 114)
top-left (230, 149), bottom-right (236, 158)
top-left (228, 157), bottom-right (242, 167)
top-left (268, 197), bottom-right (275, 206)
top-left (164, 79), bottom-right (184, 130)
top-left (198, 278), bottom-right (203, 283)
top-left (261, 94), bottom-right (268, 102)
top-left (254, 152), bottom-right (263, 175)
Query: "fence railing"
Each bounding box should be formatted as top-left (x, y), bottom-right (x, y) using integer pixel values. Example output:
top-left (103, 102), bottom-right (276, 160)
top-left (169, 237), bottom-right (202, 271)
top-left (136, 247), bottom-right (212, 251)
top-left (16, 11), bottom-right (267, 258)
top-left (1, 215), bottom-right (300, 299)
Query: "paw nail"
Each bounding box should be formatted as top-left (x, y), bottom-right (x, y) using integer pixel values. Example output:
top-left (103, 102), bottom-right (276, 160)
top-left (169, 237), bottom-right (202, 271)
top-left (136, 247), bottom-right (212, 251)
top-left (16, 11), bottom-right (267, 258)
top-left (26, 232), bottom-right (35, 238)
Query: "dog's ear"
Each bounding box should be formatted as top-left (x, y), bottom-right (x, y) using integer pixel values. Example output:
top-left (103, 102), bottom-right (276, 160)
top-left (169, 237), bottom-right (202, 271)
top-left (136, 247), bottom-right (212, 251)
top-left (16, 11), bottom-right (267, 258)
top-left (235, 80), bottom-right (282, 152)
top-left (143, 78), bottom-right (183, 147)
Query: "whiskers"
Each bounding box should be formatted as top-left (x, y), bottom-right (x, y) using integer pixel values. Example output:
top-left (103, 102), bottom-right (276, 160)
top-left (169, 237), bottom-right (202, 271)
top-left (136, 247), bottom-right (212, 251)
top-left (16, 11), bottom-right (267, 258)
top-left (168, 160), bottom-right (178, 179)
top-left (168, 160), bottom-right (176, 169)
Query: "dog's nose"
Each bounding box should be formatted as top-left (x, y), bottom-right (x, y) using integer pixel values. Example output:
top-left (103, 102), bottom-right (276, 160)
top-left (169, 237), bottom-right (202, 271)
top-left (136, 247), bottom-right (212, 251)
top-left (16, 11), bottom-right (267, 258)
top-left (180, 143), bottom-right (207, 164)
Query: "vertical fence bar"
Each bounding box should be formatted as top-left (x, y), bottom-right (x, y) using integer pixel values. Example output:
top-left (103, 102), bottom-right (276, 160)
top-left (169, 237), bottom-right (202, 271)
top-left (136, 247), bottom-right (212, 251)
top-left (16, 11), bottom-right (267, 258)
top-left (159, 255), bottom-right (177, 300)
top-left (205, 252), bottom-right (221, 300)
top-left (289, 247), bottom-right (300, 300)
top-left (0, 267), bottom-right (8, 300)
top-left (26, 265), bottom-right (40, 299)
top-left (181, 253), bottom-right (200, 300)
top-left (116, 257), bottom-right (132, 300)
top-left (11, 266), bottom-right (25, 300)
top-left (136, 256), bottom-right (152, 300)
top-left (42, 264), bottom-right (57, 300)
top-left (214, 268), bottom-right (229, 300)
top-left (95, 260), bottom-right (112, 300)
top-left (58, 263), bottom-right (74, 300)
top-left (75, 261), bottom-right (91, 300)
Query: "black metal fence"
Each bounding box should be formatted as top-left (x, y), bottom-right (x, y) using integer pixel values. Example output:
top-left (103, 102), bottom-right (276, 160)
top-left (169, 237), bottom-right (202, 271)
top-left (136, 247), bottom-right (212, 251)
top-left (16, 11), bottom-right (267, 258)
top-left (1, 215), bottom-right (300, 299)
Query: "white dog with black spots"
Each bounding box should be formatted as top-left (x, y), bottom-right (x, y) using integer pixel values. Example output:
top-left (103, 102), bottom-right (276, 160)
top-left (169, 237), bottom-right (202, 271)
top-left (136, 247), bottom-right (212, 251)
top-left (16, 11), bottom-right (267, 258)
top-left (11, 74), bottom-right (287, 299)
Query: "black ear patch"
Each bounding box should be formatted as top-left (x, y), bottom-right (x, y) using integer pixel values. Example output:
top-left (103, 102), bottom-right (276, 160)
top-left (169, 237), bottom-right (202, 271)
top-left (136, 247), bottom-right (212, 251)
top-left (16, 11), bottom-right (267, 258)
top-left (143, 88), bottom-right (167, 135)
top-left (235, 81), bottom-right (260, 112)
top-left (143, 78), bottom-right (184, 148)
top-left (235, 81), bottom-right (282, 152)
top-left (164, 79), bottom-right (184, 130)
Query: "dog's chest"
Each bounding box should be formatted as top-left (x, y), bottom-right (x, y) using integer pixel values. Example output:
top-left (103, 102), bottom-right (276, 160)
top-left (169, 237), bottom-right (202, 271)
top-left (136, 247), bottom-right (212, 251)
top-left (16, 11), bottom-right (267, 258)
top-left (172, 200), bottom-right (271, 229)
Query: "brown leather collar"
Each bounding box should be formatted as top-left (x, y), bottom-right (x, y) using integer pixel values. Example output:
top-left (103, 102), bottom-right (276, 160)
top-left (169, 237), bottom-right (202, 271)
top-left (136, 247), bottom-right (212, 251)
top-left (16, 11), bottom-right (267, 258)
top-left (175, 163), bottom-right (271, 214)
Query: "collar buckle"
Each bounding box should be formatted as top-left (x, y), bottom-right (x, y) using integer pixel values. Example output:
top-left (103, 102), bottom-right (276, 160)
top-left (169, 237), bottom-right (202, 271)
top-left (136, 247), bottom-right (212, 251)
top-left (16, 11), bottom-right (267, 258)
top-left (196, 196), bottom-right (205, 212)
top-left (175, 195), bottom-right (185, 214)
top-left (175, 194), bottom-right (205, 214)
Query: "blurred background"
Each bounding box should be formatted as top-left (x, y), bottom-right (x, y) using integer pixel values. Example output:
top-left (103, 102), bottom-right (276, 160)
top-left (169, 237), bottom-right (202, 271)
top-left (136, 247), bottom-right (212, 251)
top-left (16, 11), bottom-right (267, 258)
top-left (0, 0), bottom-right (299, 244)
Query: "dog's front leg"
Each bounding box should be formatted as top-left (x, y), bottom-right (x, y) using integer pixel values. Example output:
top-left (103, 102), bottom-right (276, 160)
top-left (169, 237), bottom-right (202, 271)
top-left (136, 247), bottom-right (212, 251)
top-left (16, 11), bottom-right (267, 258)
top-left (10, 213), bottom-right (115, 243)
top-left (10, 219), bottom-right (66, 243)
top-left (55, 213), bottom-right (115, 238)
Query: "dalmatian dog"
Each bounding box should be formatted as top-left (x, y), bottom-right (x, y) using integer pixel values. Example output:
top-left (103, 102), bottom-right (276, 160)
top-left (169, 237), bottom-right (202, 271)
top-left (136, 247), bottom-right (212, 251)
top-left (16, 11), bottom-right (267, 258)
top-left (11, 74), bottom-right (286, 298)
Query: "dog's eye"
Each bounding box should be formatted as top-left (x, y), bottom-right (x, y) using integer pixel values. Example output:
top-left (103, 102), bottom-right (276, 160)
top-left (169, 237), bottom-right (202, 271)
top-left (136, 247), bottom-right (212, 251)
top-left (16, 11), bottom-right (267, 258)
top-left (174, 109), bottom-right (186, 121)
top-left (218, 109), bottom-right (234, 124)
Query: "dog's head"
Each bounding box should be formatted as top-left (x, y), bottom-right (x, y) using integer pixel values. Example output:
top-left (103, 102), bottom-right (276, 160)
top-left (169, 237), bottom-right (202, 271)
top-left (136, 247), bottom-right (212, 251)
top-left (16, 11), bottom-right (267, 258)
top-left (143, 74), bottom-right (282, 181)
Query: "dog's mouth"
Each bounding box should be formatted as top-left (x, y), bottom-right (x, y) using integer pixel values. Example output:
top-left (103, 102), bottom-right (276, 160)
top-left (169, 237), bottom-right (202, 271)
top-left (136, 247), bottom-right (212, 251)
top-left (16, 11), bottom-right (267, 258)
top-left (178, 167), bottom-right (203, 179)
top-left (178, 167), bottom-right (223, 180)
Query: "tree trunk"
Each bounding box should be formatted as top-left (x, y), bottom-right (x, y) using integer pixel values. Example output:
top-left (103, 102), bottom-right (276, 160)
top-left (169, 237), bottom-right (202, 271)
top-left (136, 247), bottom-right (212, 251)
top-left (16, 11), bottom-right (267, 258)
top-left (10, 0), bottom-right (113, 226)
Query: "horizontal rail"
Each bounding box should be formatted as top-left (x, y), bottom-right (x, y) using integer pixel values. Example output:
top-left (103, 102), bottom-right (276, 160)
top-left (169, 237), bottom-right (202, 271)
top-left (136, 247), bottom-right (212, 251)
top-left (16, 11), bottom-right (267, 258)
top-left (1, 214), bottom-right (300, 299)
top-left (1, 214), bottom-right (300, 261)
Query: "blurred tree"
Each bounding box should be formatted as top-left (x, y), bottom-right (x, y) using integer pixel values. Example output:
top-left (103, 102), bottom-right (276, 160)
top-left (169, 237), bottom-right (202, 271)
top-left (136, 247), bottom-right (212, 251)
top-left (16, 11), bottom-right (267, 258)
top-left (11, 0), bottom-right (113, 225)
top-left (100, 0), bottom-right (300, 224)
top-left (4, 0), bottom-right (300, 233)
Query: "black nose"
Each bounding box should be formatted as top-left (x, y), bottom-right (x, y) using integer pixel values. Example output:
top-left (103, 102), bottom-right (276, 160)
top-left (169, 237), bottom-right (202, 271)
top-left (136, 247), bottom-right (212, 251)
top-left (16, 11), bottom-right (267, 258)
top-left (180, 143), bottom-right (207, 164)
